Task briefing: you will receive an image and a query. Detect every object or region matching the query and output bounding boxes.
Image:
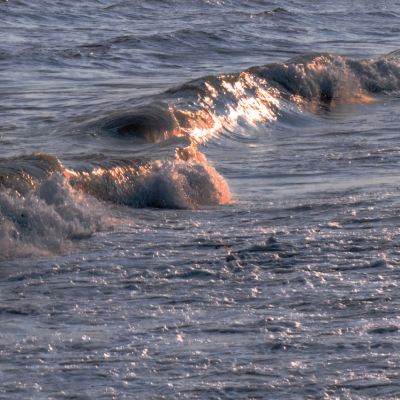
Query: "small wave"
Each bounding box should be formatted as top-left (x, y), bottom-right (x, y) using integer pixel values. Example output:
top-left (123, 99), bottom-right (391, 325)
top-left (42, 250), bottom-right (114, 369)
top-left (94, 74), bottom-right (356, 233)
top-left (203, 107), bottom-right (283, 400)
top-left (252, 8), bottom-right (290, 17)
top-left (366, 11), bottom-right (399, 18)
top-left (367, 325), bottom-right (399, 334)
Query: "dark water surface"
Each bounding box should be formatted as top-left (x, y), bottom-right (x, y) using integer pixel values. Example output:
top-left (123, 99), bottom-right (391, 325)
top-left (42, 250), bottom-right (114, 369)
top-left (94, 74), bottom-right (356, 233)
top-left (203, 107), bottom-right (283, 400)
top-left (2, 1), bottom-right (400, 399)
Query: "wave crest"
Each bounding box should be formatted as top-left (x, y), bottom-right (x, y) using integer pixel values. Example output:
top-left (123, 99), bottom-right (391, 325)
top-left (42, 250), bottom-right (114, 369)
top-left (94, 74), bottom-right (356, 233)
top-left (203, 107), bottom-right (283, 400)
top-left (68, 150), bottom-right (231, 209)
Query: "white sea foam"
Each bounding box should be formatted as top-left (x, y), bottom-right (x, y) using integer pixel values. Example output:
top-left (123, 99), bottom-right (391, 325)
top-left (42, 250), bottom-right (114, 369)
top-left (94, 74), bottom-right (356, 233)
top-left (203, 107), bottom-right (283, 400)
top-left (0, 174), bottom-right (103, 261)
top-left (349, 55), bottom-right (400, 92)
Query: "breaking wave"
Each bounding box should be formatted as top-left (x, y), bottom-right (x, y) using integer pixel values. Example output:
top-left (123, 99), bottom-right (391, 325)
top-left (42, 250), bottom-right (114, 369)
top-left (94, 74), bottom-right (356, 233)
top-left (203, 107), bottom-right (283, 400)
top-left (90, 51), bottom-right (400, 147)
top-left (67, 146), bottom-right (231, 209)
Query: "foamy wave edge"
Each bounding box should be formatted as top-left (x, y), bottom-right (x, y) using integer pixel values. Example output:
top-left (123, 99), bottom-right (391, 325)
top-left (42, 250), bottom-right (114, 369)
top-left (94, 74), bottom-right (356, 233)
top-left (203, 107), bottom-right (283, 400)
top-left (67, 146), bottom-right (231, 209)
top-left (0, 173), bottom-right (103, 261)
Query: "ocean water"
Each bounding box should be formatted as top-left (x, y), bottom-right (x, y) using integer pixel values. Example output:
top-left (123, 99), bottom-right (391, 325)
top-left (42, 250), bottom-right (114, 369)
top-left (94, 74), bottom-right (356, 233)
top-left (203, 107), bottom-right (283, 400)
top-left (2, 0), bottom-right (400, 398)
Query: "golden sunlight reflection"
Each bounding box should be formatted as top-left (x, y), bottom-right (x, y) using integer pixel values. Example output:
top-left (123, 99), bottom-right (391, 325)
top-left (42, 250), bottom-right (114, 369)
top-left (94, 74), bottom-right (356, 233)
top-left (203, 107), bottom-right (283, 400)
top-left (174, 72), bottom-right (281, 144)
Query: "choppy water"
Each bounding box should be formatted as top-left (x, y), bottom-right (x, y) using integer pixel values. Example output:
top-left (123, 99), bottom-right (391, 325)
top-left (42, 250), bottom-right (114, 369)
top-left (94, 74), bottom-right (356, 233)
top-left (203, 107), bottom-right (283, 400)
top-left (2, 1), bottom-right (400, 398)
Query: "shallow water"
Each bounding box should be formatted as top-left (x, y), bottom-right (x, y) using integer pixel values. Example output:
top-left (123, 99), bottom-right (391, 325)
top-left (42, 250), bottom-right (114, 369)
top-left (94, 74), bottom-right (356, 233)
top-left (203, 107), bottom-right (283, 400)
top-left (2, 0), bottom-right (400, 399)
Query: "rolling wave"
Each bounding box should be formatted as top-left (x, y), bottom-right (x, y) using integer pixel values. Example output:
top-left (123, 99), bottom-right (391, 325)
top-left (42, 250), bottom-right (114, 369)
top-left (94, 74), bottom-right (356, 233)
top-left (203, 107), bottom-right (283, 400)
top-left (90, 51), bottom-right (400, 146)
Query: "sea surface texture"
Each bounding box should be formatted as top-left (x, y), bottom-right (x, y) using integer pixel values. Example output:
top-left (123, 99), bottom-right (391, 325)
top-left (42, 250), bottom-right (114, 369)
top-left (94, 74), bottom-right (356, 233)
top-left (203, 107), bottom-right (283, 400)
top-left (2, 0), bottom-right (400, 398)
